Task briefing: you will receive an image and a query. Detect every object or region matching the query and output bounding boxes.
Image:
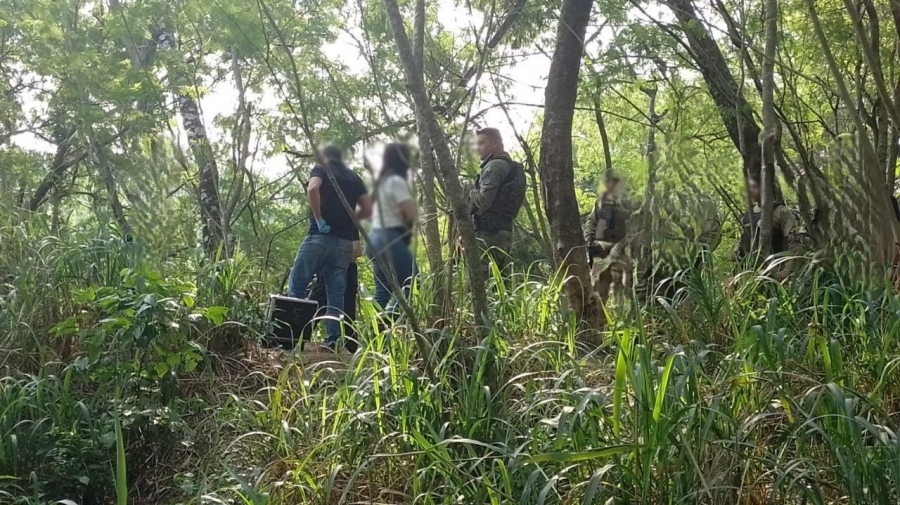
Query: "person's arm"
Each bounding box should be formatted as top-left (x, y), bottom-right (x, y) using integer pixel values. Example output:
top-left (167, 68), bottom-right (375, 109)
top-left (623, 198), bottom-right (641, 213)
top-left (391, 177), bottom-right (417, 228)
top-left (307, 176), bottom-right (324, 221)
top-left (351, 240), bottom-right (362, 261)
top-left (398, 199), bottom-right (417, 228)
top-left (356, 193), bottom-right (373, 221)
top-left (470, 160), bottom-right (509, 213)
top-left (584, 200), bottom-right (599, 243)
top-left (775, 206), bottom-right (802, 278)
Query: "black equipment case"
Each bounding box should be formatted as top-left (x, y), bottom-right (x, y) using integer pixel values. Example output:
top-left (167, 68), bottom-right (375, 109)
top-left (266, 295), bottom-right (318, 350)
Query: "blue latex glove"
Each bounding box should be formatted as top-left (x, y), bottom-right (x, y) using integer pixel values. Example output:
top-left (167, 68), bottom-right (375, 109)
top-left (316, 217), bottom-right (331, 234)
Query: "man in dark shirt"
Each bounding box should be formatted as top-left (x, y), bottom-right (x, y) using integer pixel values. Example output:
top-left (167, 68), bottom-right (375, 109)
top-left (288, 146), bottom-right (371, 352)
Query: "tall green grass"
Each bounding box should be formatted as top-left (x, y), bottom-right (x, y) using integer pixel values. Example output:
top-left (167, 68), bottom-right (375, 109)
top-left (201, 259), bottom-right (900, 504)
top-left (1, 224), bottom-right (899, 504)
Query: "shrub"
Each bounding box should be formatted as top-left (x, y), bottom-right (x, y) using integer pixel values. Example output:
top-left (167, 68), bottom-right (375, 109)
top-left (50, 267), bottom-right (222, 401)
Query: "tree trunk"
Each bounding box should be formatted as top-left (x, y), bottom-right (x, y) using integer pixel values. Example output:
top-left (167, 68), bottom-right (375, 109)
top-left (521, 197), bottom-right (543, 249)
top-left (848, 0), bottom-right (900, 193)
top-left (87, 132), bottom-right (133, 240)
top-left (27, 135), bottom-right (76, 213)
top-left (418, 136), bottom-right (445, 272)
top-left (664, 0), bottom-right (763, 178)
top-left (845, 0), bottom-right (900, 130)
top-left (593, 95), bottom-right (613, 173)
top-left (888, 0), bottom-right (900, 188)
top-left (758, 0), bottom-right (778, 255)
top-left (888, 81), bottom-right (900, 188)
top-left (539, 0), bottom-right (603, 329)
top-left (807, 0), bottom-right (897, 264)
top-left (641, 86), bottom-right (660, 287)
top-left (223, 50), bottom-right (251, 239)
top-left (382, 0), bottom-right (490, 329)
top-left (157, 31), bottom-right (226, 258)
top-left (412, 0), bottom-right (444, 273)
top-left (516, 140), bottom-right (554, 262)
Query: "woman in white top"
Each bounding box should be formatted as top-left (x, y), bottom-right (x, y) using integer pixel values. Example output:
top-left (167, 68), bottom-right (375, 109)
top-left (368, 143), bottom-right (418, 311)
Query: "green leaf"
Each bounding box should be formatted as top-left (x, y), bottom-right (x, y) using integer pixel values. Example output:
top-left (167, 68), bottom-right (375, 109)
top-left (203, 306), bottom-right (228, 325)
top-left (50, 316), bottom-right (79, 336)
top-left (526, 445), bottom-right (636, 464)
top-left (74, 287), bottom-right (96, 304)
top-left (652, 354), bottom-right (676, 422)
top-left (114, 394), bottom-right (128, 505)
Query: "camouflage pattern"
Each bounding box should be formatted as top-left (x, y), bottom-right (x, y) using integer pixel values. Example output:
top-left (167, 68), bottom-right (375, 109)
top-left (630, 195), bottom-right (722, 298)
top-left (476, 229), bottom-right (513, 274)
top-left (737, 203), bottom-right (798, 258)
top-left (470, 153), bottom-right (526, 234)
top-left (584, 192), bottom-right (635, 303)
top-left (591, 239), bottom-right (632, 304)
top-left (583, 193), bottom-right (633, 245)
top-left (736, 203), bottom-right (804, 279)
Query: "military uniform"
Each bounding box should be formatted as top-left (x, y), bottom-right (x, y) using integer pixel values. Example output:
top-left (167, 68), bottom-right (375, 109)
top-left (632, 196), bottom-right (722, 299)
top-left (736, 202), bottom-right (801, 278)
top-left (469, 152), bottom-right (527, 274)
top-left (584, 192), bottom-right (633, 303)
top-left (737, 203), bottom-right (797, 256)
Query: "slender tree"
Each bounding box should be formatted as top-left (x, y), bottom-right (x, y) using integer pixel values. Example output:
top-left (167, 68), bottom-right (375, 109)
top-left (157, 31), bottom-right (227, 257)
top-left (539, 0), bottom-right (603, 329)
top-left (806, 0), bottom-right (897, 264)
top-left (412, 0), bottom-right (445, 273)
top-left (641, 85), bottom-right (660, 288)
top-left (382, 0), bottom-right (490, 329)
top-left (663, 0), bottom-right (763, 179)
top-left (758, 0), bottom-right (778, 254)
top-left (87, 130), bottom-right (133, 240)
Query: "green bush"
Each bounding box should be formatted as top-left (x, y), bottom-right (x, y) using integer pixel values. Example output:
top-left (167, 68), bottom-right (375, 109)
top-left (50, 267), bottom-right (220, 401)
top-left (0, 373), bottom-right (115, 503)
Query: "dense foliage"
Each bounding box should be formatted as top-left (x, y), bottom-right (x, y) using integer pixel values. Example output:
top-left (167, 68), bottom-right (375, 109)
top-left (2, 0), bottom-right (900, 503)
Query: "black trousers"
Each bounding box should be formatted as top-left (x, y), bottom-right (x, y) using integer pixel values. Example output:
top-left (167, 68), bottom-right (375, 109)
top-left (307, 262), bottom-right (359, 352)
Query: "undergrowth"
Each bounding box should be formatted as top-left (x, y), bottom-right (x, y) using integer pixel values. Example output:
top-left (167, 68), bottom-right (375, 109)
top-left (1, 224), bottom-right (899, 504)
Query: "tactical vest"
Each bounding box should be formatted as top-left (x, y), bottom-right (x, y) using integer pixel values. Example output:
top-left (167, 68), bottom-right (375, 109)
top-left (474, 159), bottom-right (527, 233)
top-left (740, 204), bottom-right (786, 254)
top-left (593, 198), bottom-right (628, 243)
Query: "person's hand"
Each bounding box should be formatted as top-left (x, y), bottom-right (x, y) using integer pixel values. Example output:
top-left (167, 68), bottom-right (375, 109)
top-left (316, 217), bottom-right (331, 234)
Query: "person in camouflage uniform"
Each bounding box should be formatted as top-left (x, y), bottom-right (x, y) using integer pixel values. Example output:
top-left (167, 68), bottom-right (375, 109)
top-left (583, 173), bottom-right (635, 304)
top-left (631, 193), bottom-right (723, 300)
top-left (736, 175), bottom-right (802, 278)
top-left (468, 128), bottom-right (527, 275)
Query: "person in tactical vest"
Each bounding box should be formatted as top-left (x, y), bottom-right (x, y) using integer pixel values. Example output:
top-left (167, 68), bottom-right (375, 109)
top-left (631, 194), bottom-right (722, 301)
top-left (736, 175), bottom-right (800, 275)
top-left (468, 128), bottom-right (527, 274)
top-left (584, 173), bottom-right (633, 303)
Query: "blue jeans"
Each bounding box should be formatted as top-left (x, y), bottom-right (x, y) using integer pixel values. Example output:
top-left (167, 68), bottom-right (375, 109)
top-left (367, 228), bottom-right (416, 312)
top-left (287, 234), bottom-right (354, 346)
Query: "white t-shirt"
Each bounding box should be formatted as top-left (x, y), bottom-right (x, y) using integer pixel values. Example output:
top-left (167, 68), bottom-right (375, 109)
top-left (371, 174), bottom-right (413, 230)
